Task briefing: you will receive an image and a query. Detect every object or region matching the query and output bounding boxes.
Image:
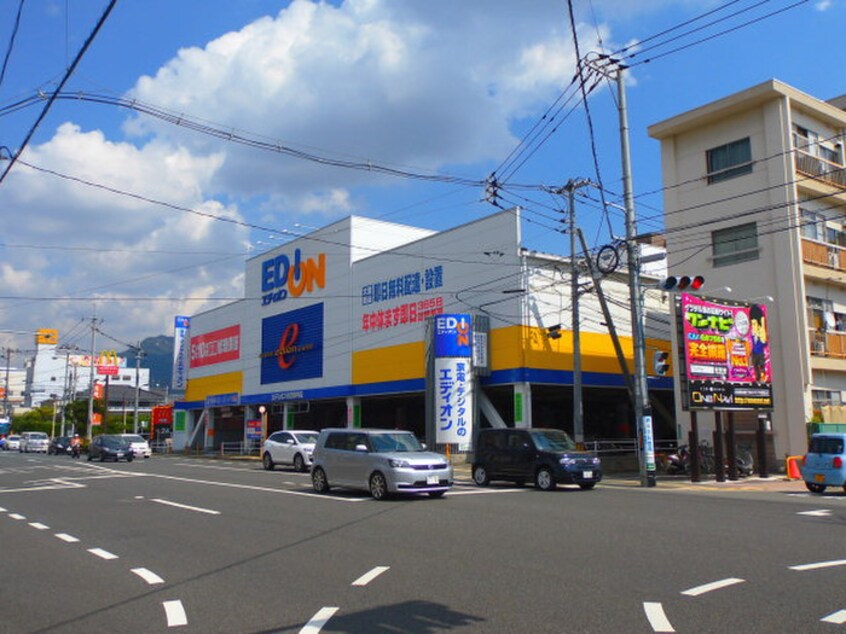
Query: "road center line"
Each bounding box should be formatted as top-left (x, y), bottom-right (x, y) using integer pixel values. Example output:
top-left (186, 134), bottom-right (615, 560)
top-left (822, 609), bottom-right (846, 624)
top-left (300, 607), bottom-right (338, 634)
top-left (88, 548), bottom-right (118, 560)
top-left (163, 600), bottom-right (188, 627)
top-left (0, 506), bottom-right (6, 512)
top-left (797, 509), bottom-right (831, 517)
top-left (151, 498), bottom-right (221, 515)
top-left (8, 513), bottom-right (25, 520)
top-left (132, 568), bottom-right (165, 585)
top-left (681, 577), bottom-right (745, 596)
top-left (789, 559), bottom-right (846, 571)
top-left (643, 602), bottom-right (675, 633)
top-left (28, 522), bottom-right (50, 530)
top-left (352, 566), bottom-right (390, 586)
top-left (55, 533), bottom-right (79, 543)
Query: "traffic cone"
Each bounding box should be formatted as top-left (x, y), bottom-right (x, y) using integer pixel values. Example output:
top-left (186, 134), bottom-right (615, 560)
top-left (785, 455), bottom-right (802, 480)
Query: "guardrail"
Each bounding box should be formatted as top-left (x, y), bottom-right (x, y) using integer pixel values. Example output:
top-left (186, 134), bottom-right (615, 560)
top-left (219, 441), bottom-right (260, 456)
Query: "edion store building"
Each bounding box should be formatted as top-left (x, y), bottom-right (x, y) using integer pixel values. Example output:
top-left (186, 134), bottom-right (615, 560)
top-left (173, 210), bottom-right (674, 451)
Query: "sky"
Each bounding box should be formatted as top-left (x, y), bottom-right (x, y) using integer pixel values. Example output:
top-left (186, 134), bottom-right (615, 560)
top-left (0, 0), bottom-right (842, 358)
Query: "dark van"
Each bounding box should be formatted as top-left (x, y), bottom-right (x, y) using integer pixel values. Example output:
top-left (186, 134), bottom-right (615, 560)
top-left (471, 428), bottom-right (602, 490)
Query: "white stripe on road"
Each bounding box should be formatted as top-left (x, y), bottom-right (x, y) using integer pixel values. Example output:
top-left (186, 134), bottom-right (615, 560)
top-left (28, 522), bottom-right (50, 530)
top-left (822, 610), bottom-right (846, 624)
top-left (446, 487), bottom-right (527, 496)
top-left (151, 498), bottom-right (221, 515)
top-left (643, 602), bottom-right (675, 633)
top-left (55, 533), bottom-right (79, 543)
top-left (88, 548), bottom-right (118, 560)
top-left (681, 577), bottom-right (744, 597)
top-left (132, 568), bottom-right (165, 585)
top-left (0, 506), bottom-right (6, 512)
top-left (790, 559), bottom-right (846, 571)
top-left (797, 509), bottom-right (831, 517)
top-left (352, 566), bottom-right (390, 586)
top-left (8, 513), bottom-right (25, 520)
top-left (163, 600), bottom-right (188, 627)
top-left (300, 607), bottom-right (338, 634)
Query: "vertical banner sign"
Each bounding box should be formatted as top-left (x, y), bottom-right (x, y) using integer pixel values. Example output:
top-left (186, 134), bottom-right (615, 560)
top-left (679, 294), bottom-right (773, 410)
top-left (434, 314), bottom-right (474, 444)
top-left (172, 316), bottom-right (191, 391)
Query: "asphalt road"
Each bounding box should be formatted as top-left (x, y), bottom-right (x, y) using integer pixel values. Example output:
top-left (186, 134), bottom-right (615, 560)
top-left (1, 450), bottom-right (845, 633)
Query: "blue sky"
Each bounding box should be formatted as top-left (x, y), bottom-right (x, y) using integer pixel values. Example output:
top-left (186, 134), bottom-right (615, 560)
top-left (0, 0), bottom-right (842, 352)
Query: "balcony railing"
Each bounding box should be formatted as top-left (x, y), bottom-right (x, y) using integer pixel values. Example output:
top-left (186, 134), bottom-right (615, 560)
top-left (795, 148), bottom-right (846, 189)
top-left (810, 329), bottom-right (846, 358)
top-left (802, 238), bottom-right (846, 270)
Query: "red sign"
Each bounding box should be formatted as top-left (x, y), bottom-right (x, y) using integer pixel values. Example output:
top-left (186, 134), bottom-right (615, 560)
top-left (97, 365), bottom-right (119, 376)
top-left (190, 325), bottom-right (241, 368)
top-left (93, 383), bottom-right (105, 400)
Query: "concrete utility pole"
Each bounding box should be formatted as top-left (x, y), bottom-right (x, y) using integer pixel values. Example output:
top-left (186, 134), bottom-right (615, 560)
top-left (86, 314), bottom-right (99, 440)
top-left (133, 343), bottom-right (144, 434)
top-left (2, 347), bottom-right (12, 418)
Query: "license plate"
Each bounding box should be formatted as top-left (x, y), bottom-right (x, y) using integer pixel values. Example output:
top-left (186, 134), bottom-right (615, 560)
top-left (583, 470), bottom-right (593, 479)
top-left (815, 473), bottom-right (825, 483)
top-left (427, 475), bottom-right (439, 485)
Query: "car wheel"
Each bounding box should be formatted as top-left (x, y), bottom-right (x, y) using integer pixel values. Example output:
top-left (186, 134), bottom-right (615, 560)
top-left (428, 491), bottom-right (446, 498)
top-left (87, 454), bottom-right (92, 461)
top-left (293, 453), bottom-right (306, 472)
top-left (312, 467), bottom-right (329, 493)
top-left (369, 472), bottom-right (389, 500)
top-left (472, 465), bottom-right (490, 486)
top-left (535, 467), bottom-right (556, 491)
top-left (579, 483), bottom-right (596, 490)
top-left (262, 452), bottom-right (275, 471)
top-left (100, 454), bottom-right (106, 462)
top-left (126, 453), bottom-right (134, 463)
top-left (806, 482), bottom-right (826, 494)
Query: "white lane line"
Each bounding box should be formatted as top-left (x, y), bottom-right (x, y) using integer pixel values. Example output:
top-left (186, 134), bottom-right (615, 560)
top-left (446, 487), bottom-right (527, 496)
top-left (643, 602), bottom-right (675, 633)
top-left (681, 577), bottom-right (744, 596)
top-left (0, 506), bottom-right (6, 512)
top-left (132, 568), bottom-right (165, 585)
top-left (163, 600), bottom-right (188, 627)
top-left (797, 509), bottom-right (831, 517)
top-left (822, 610), bottom-right (846, 624)
top-left (88, 548), bottom-right (118, 560)
top-left (300, 607), bottom-right (338, 634)
top-left (790, 559), bottom-right (846, 571)
top-left (55, 533), bottom-right (80, 543)
top-left (151, 498), bottom-right (221, 515)
top-left (28, 522), bottom-right (50, 530)
top-left (352, 566), bottom-right (390, 587)
top-left (8, 513), bottom-right (25, 520)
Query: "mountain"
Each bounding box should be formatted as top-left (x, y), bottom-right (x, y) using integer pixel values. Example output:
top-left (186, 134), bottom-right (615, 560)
top-left (122, 335), bottom-right (174, 390)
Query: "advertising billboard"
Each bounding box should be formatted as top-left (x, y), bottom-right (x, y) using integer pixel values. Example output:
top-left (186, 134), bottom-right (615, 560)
top-left (434, 314), bottom-right (473, 358)
top-left (260, 303), bottom-right (324, 385)
top-left (172, 316), bottom-right (190, 391)
top-left (435, 357), bottom-right (473, 444)
top-left (190, 325), bottom-right (241, 368)
top-left (678, 294), bottom-right (773, 410)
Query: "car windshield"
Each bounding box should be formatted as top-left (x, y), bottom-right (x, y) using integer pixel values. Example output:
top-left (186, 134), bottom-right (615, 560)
top-left (368, 432), bottom-right (423, 453)
top-left (102, 436), bottom-right (130, 448)
top-left (122, 435), bottom-right (145, 443)
top-left (809, 436), bottom-right (845, 454)
top-left (529, 430), bottom-right (577, 452)
top-left (293, 432), bottom-right (319, 444)
top-left (30, 433), bottom-right (48, 439)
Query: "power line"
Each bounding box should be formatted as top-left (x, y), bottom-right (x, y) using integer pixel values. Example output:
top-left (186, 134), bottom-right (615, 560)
top-left (0, 0), bottom-right (26, 89)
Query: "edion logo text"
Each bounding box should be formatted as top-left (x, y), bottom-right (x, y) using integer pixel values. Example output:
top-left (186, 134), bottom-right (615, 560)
top-left (261, 248), bottom-right (326, 306)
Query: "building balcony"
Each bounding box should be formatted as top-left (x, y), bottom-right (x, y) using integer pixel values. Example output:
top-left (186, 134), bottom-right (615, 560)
top-left (795, 149), bottom-right (846, 190)
top-left (802, 238), bottom-right (846, 271)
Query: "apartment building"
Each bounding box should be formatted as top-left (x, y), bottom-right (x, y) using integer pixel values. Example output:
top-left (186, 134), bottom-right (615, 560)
top-left (649, 79), bottom-right (846, 459)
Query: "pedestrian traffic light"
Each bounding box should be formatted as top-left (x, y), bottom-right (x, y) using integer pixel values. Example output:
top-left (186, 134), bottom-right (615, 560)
top-left (653, 350), bottom-right (670, 376)
top-left (657, 275), bottom-right (705, 292)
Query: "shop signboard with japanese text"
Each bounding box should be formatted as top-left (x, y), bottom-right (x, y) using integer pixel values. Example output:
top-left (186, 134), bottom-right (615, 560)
top-left (679, 294), bottom-right (773, 410)
top-left (433, 314), bottom-right (474, 444)
top-left (172, 316), bottom-right (190, 391)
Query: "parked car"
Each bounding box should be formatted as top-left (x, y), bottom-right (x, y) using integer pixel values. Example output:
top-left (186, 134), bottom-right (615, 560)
top-left (20, 431), bottom-right (50, 453)
top-left (801, 433), bottom-right (846, 494)
top-left (471, 428), bottom-right (602, 490)
top-left (88, 435), bottom-right (135, 462)
top-left (118, 434), bottom-right (152, 458)
top-left (262, 430), bottom-right (319, 472)
top-left (48, 436), bottom-right (72, 455)
top-left (4, 435), bottom-right (21, 451)
top-left (311, 428), bottom-right (452, 500)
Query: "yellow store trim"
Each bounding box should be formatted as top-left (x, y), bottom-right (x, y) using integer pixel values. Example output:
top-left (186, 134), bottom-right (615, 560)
top-left (185, 372), bottom-right (243, 402)
top-left (353, 342), bottom-right (425, 385)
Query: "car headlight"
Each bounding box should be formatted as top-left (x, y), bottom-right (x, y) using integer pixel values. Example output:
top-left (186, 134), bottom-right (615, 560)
top-left (389, 459), bottom-right (411, 468)
top-left (559, 457), bottom-right (576, 466)
top-left (591, 457), bottom-right (601, 466)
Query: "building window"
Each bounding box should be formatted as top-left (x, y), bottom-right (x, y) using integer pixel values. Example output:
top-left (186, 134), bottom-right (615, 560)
top-left (712, 222), bottom-right (759, 267)
top-left (707, 137), bottom-right (752, 184)
top-left (801, 208), bottom-right (825, 241)
top-left (812, 389), bottom-right (843, 412)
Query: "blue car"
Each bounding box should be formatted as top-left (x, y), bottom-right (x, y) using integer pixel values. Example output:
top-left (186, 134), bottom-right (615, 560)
top-left (801, 433), bottom-right (846, 494)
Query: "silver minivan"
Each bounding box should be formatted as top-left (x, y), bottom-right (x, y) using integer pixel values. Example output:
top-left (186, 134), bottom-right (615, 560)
top-left (310, 428), bottom-right (453, 500)
top-left (20, 431), bottom-right (49, 453)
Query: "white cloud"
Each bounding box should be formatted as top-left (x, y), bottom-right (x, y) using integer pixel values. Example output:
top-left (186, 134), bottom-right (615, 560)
top-left (815, 0), bottom-right (832, 10)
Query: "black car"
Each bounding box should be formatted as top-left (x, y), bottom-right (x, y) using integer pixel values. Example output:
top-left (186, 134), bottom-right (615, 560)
top-left (471, 428), bottom-right (601, 490)
top-left (87, 435), bottom-right (135, 462)
top-left (48, 436), bottom-right (71, 455)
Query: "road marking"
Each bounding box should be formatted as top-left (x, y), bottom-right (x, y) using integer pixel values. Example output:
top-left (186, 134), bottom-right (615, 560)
top-left (8, 513), bottom-right (25, 520)
top-left (151, 498), bottom-right (221, 515)
top-left (0, 478), bottom-right (87, 493)
top-left (797, 509), bottom-right (831, 517)
top-left (447, 487), bottom-right (527, 496)
top-left (301, 607), bottom-right (338, 634)
top-left (352, 566), bottom-right (390, 586)
top-left (28, 522), bottom-right (50, 530)
top-left (643, 602), bottom-right (675, 633)
top-left (681, 578), bottom-right (744, 596)
top-left (822, 610), bottom-right (846, 624)
top-left (0, 506), bottom-right (6, 512)
top-left (163, 600), bottom-right (188, 627)
top-left (88, 548), bottom-right (118, 560)
top-left (135, 495), bottom-right (145, 499)
top-left (55, 533), bottom-right (79, 543)
top-left (789, 559), bottom-right (846, 571)
top-left (132, 568), bottom-right (165, 585)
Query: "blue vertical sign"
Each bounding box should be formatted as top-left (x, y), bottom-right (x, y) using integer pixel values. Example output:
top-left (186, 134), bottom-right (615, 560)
top-left (172, 316), bottom-right (190, 391)
top-left (433, 314), bottom-right (473, 444)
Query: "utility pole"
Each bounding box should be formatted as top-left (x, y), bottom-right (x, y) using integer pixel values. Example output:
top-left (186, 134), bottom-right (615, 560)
top-left (133, 343), bottom-right (144, 434)
top-left (86, 313), bottom-right (99, 440)
top-left (2, 347), bottom-right (11, 418)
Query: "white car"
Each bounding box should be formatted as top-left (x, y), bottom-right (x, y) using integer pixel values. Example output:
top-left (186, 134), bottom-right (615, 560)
top-left (20, 431), bottom-right (49, 453)
top-left (4, 435), bottom-right (21, 451)
top-left (118, 434), bottom-right (152, 458)
top-left (262, 430), bottom-right (319, 472)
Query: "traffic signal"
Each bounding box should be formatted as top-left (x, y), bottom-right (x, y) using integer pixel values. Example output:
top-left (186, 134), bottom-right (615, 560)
top-left (653, 350), bottom-right (670, 376)
top-left (657, 275), bottom-right (705, 292)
